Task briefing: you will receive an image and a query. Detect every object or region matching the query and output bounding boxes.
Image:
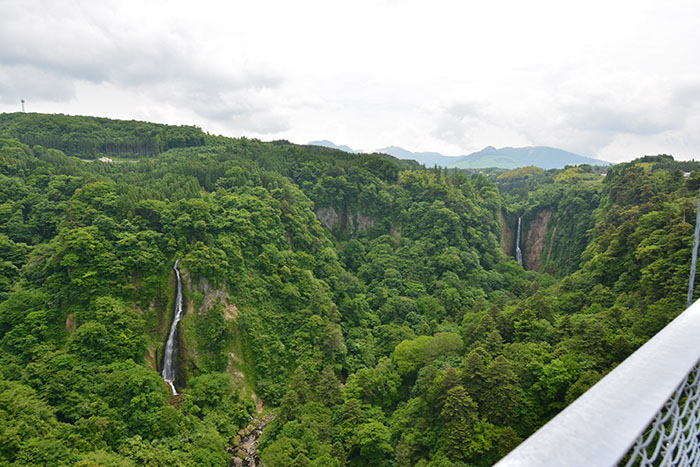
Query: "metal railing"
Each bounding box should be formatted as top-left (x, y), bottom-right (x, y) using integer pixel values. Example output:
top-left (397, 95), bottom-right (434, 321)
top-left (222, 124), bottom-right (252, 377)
top-left (624, 363), bottom-right (700, 466)
top-left (496, 300), bottom-right (700, 467)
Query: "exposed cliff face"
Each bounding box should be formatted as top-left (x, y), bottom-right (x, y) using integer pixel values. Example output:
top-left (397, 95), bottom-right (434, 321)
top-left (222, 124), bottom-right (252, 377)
top-left (314, 205), bottom-right (376, 235)
top-left (65, 313), bottom-right (76, 335)
top-left (142, 265), bottom-right (261, 406)
top-left (501, 206), bottom-right (593, 277)
top-left (315, 206), bottom-right (339, 231)
top-left (500, 209), bottom-right (554, 271)
top-left (499, 211), bottom-right (515, 259)
top-left (198, 277), bottom-right (238, 320)
top-left (356, 212), bottom-right (375, 233)
top-left (176, 273), bottom-right (260, 406)
top-left (143, 273), bottom-right (181, 375)
top-left (523, 210), bottom-right (552, 271)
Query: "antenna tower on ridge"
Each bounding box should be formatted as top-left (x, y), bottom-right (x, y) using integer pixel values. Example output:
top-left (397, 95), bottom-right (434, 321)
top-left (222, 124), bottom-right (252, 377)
top-left (21, 100), bottom-right (25, 112)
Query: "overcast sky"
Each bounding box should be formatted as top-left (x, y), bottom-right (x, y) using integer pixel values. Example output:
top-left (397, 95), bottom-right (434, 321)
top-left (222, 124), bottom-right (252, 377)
top-left (1, 0), bottom-right (699, 162)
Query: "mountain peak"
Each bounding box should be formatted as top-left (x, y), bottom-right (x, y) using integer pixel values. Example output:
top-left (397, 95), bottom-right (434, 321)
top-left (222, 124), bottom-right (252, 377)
top-left (375, 146), bottom-right (458, 167)
top-left (308, 140), bottom-right (609, 169)
top-left (448, 146), bottom-right (609, 169)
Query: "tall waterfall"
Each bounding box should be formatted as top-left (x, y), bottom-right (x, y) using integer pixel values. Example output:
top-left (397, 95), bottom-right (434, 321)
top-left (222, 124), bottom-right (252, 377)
top-left (515, 216), bottom-right (523, 266)
top-left (162, 259), bottom-right (185, 395)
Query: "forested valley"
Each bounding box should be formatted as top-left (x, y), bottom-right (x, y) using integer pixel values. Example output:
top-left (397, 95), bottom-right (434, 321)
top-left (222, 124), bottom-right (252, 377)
top-left (1, 112), bottom-right (699, 466)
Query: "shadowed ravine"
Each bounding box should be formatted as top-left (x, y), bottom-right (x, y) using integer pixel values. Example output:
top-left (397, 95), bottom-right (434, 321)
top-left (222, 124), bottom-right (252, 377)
top-left (515, 216), bottom-right (523, 266)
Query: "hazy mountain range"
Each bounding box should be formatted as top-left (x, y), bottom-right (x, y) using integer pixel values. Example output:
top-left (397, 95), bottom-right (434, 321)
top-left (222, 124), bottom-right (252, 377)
top-left (308, 140), bottom-right (610, 169)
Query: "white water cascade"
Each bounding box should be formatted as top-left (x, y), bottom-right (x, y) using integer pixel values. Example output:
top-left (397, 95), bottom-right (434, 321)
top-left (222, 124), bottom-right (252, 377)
top-left (162, 259), bottom-right (185, 395)
top-left (515, 216), bottom-right (523, 266)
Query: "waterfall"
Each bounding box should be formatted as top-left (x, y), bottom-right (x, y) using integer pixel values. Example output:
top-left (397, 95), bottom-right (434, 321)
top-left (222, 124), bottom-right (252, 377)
top-left (162, 259), bottom-right (185, 395)
top-left (515, 216), bottom-right (523, 266)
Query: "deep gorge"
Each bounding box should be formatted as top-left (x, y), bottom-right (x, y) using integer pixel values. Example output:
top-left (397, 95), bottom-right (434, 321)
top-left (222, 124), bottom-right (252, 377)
top-left (0, 114), bottom-right (697, 466)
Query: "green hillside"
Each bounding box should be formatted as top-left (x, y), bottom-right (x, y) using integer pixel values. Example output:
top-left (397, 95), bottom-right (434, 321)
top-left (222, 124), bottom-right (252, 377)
top-left (0, 113), bottom-right (697, 466)
top-left (0, 112), bottom-right (207, 159)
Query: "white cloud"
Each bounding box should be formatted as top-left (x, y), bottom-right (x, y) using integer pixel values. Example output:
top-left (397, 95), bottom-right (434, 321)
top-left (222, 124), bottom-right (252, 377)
top-left (1, 0), bottom-right (699, 161)
top-left (0, 0), bottom-right (288, 133)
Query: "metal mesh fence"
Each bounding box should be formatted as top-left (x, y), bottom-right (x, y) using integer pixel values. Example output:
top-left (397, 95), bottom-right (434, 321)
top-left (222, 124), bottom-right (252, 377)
top-left (623, 361), bottom-right (700, 466)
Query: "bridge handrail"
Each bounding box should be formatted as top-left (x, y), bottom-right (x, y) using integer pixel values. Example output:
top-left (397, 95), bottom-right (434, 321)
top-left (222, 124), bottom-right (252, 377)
top-left (495, 300), bottom-right (700, 466)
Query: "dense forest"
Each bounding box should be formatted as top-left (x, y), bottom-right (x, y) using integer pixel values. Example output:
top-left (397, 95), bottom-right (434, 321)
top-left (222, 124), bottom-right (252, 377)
top-left (1, 113), bottom-right (698, 466)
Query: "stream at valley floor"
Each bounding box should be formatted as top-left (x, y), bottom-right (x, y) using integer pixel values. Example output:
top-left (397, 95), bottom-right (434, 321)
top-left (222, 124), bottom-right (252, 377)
top-left (229, 415), bottom-right (275, 467)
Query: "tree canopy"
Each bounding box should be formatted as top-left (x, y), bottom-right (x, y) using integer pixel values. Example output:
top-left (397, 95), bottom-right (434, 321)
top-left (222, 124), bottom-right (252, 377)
top-left (0, 113), bottom-right (697, 466)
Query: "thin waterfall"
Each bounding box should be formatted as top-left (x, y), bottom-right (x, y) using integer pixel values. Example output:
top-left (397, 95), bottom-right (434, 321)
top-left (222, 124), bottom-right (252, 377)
top-left (515, 216), bottom-right (523, 266)
top-left (162, 259), bottom-right (185, 395)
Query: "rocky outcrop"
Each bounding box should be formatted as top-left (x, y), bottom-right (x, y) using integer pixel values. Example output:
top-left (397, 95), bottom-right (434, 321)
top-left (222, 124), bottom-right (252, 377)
top-left (199, 277), bottom-right (238, 319)
top-left (65, 313), bottom-right (76, 334)
top-left (315, 206), bottom-right (339, 231)
top-left (315, 205), bottom-right (376, 236)
top-left (355, 212), bottom-right (375, 233)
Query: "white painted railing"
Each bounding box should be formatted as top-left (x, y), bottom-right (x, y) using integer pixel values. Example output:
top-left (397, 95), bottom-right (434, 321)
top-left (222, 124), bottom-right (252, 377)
top-left (496, 300), bottom-right (700, 467)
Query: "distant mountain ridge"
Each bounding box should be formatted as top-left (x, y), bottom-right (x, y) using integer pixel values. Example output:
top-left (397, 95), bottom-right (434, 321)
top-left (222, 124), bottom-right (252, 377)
top-left (450, 146), bottom-right (610, 170)
top-left (307, 140), bottom-right (361, 154)
top-left (308, 140), bottom-right (610, 169)
top-left (374, 146), bottom-right (456, 167)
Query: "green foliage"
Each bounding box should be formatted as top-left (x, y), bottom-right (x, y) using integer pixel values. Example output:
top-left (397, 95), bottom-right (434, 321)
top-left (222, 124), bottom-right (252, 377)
top-left (0, 113), bottom-right (696, 465)
top-left (69, 297), bottom-right (146, 363)
top-left (194, 302), bottom-right (231, 372)
top-left (353, 421), bottom-right (394, 466)
top-left (0, 380), bottom-right (62, 464)
top-left (0, 112), bottom-right (206, 158)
